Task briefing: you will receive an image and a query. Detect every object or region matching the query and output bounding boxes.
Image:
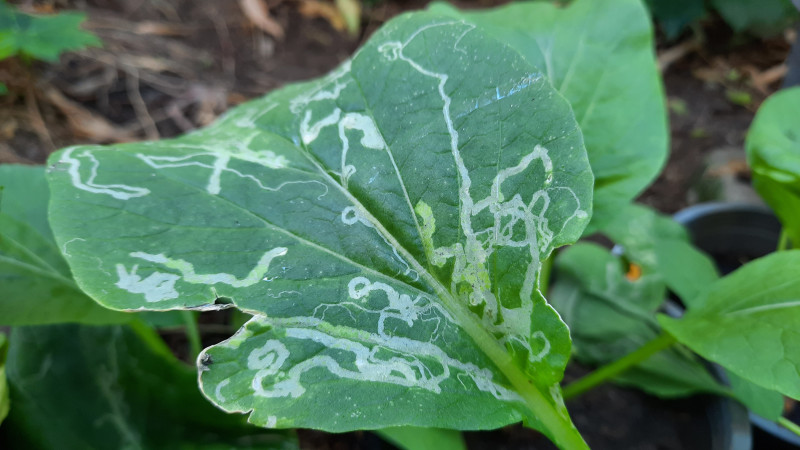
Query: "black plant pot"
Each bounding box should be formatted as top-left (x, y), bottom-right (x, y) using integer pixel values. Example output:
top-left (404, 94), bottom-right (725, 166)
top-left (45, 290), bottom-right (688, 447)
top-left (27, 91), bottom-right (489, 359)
top-left (656, 301), bottom-right (751, 450)
top-left (706, 377), bottom-right (753, 450)
top-left (675, 202), bottom-right (800, 449)
top-left (674, 203), bottom-right (781, 275)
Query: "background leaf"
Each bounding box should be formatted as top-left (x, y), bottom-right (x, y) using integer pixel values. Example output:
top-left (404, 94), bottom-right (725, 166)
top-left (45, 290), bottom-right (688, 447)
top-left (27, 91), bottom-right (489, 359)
top-left (597, 203), bottom-right (719, 307)
top-left (0, 164), bottom-right (50, 237)
top-left (550, 242), bottom-right (727, 398)
top-left (0, 323), bottom-right (298, 449)
top-left (46, 10), bottom-right (593, 447)
top-left (0, 165), bottom-right (130, 325)
top-left (430, 0), bottom-right (668, 228)
top-left (659, 250), bottom-right (800, 401)
top-left (375, 427), bottom-right (466, 450)
top-left (645, 0), bottom-right (706, 40)
top-left (711, 0), bottom-right (799, 35)
top-left (0, 1), bottom-right (100, 62)
top-left (555, 205), bottom-right (784, 414)
top-left (746, 87), bottom-right (800, 247)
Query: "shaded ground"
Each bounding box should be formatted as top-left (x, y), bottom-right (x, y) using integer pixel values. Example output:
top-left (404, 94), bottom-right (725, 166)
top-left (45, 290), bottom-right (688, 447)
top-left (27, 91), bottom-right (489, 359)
top-left (2, 2), bottom-right (791, 207)
top-left (0, 0), bottom-right (362, 162)
top-left (640, 21), bottom-right (792, 212)
top-left (0, 1), bottom-right (796, 449)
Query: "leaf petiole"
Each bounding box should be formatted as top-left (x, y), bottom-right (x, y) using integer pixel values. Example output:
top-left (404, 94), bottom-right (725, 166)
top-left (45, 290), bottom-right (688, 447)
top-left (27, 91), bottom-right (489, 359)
top-left (777, 228), bottom-right (791, 251)
top-left (445, 303), bottom-right (589, 450)
top-left (779, 416), bottom-right (800, 438)
top-left (562, 332), bottom-right (677, 400)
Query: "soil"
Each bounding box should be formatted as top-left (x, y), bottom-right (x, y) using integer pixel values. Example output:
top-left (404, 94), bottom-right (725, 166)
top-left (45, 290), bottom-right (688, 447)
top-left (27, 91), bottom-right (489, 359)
top-left (1, 1), bottom-right (797, 449)
top-left (639, 20), bottom-right (792, 213)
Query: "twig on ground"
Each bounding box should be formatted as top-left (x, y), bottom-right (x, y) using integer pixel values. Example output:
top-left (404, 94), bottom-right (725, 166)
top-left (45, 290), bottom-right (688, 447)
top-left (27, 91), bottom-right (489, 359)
top-left (125, 69), bottom-right (160, 140)
top-left (658, 39), bottom-right (700, 72)
top-left (239, 0), bottom-right (285, 39)
top-left (745, 63), bottom-right (788, 94)
top-left (166, 102), bottom-right (196, 132)
top-left (43, 86), bottom-right (137, 142)
top-left (209, 10), bottom-right (237, 81)
top-left (25, 86), bottom-right (55, 152)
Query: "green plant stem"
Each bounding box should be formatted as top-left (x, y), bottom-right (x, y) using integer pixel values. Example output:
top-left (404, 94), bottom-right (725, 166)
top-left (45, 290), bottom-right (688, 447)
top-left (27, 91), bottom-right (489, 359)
top-left (562, 332), bottom-right (677, 400)
top-left (779, 416), bottom-right (800, 438)
top-left (181, 311), bottom-right (202, 361)
top-left (539, 254), bottom-right (554, 296)
top-left (777, 228), bottom-right (790, 251)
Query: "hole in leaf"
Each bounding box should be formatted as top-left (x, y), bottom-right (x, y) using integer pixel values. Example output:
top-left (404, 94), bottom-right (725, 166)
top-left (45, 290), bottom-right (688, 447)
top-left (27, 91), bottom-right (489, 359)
top-left (214, 296), bottom-right (233, 305)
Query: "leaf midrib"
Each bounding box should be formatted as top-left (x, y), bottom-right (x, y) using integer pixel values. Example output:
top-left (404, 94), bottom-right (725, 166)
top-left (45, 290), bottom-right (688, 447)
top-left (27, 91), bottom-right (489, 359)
top-left (709, 276), bottom-right (800, 315)
top-left (723, 299), bottom-right (800, 317)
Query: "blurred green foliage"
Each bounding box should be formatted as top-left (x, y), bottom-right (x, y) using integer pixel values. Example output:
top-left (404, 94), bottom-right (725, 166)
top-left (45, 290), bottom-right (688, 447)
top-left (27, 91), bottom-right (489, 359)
top-left (0, 1), bottom-right (100, 63)
top-left (641, 0), bottom-right (798, 39)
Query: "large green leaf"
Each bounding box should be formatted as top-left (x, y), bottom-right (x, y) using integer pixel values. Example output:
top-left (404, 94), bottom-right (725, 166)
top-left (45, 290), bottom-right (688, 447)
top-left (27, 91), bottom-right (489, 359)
top-left (0, 323), bottom-right (297, 449)
top-left (46, 12), bottom-right (593, 448)
top-left (659, 250), bottom-right (800, 400)
top-left (746, 87), bottom-right (800, 247)
top-left (430, 0), bottom-right (668, 223)
top-left (0, 165), bottom-right (130, 325)
top-left (550, 242), bottom-right (726, 398)
top-left (0, 333), bottom-right (8, 427)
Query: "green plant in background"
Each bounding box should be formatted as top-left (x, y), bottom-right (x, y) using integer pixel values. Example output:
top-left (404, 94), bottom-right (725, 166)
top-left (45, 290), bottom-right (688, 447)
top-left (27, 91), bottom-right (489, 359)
top-left (2, 324), bottom-right (298, 449)
top-left (0, 0), bottom-right (100, 94)
top-left (0, 1), bottom-right (99, 63)
top-left (548, 204), bottom-right (787, 421)
top-left (711, 0), bottom-right (799, 36)
top-left (549, 213), bottom-right (732, 400)
top-left (548, 86), bottom-right (800, 436)
top-left (646, 0), bottom-right (798, 39)
top-left (746, 87), bottom-right (800, 250)
top-left (0, 165), bottom-right (299, 448)
top-left (2, 330), bottom-right (301, 447)
top-left (645, 0), bottom-right (707, 39)
top-left (0, 165), bottom-right (132, 325)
